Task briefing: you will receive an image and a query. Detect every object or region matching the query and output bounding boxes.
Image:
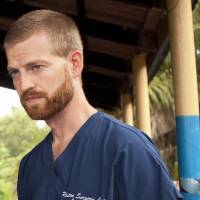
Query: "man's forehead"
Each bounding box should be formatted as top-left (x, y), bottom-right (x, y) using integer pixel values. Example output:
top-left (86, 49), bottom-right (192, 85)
top-left (6, 32), bottom-right (53, 56)
top-left (5, 31), bottom-right (51, 49)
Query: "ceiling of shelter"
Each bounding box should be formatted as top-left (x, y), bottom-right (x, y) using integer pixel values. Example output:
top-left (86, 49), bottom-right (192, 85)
top-left (0, 0), bottom-right (197, 111)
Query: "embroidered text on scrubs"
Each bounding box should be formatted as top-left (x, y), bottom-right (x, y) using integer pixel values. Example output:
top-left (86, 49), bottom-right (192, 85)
top-left (62, 192), bottom-right (107, 200)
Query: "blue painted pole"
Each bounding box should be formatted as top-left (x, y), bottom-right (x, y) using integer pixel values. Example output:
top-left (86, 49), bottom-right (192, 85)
top-left (167, 0), bottom-right (200, 199)
top-left (176, 116), bottom-right (200, 199)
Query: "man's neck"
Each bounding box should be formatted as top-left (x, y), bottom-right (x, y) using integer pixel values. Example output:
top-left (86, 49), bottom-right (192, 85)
top-left (46, 89), bottom-right (97, 144)
top-left (45, 89), bottom-right (97, 161)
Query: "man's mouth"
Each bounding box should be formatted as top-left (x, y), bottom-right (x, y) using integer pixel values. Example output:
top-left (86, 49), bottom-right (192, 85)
top-left (21, 90), bottom-right (47, 104)
top-left (24, 95), bottom-right (44, 102)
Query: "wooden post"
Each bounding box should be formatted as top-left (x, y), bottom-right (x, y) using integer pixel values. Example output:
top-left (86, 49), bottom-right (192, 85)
top-left (133, 53), bottom-right (151, 137)
top-left (167, 0), bottom-right (200, 198)
top-left (122, 92), bottom-right (133, 126)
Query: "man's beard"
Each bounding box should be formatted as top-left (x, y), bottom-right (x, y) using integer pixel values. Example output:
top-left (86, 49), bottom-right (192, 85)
top-left (20, 70), bottom-right (73, 120)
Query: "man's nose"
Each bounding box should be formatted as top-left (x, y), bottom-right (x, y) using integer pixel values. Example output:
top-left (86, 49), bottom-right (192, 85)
top-left (19, 74), bottom-right (35, 93)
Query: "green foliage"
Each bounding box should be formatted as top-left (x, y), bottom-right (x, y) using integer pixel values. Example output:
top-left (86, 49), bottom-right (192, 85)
top-left (149, 54), bottom-right (174, 109)
top-left (0, 107), bottom-right (49, 199)
top-left (0, 107), bottom-right (49, 156)
top-left (193, 0), bottom-right (200, 25)
top-left (0, 144), bottom-right (16, 200)
top-left (0, 179), bottom-right (13, 200)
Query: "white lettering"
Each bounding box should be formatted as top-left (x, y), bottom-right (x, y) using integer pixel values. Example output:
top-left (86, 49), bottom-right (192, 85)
top-left (62, 191), bottom-right (106, 200)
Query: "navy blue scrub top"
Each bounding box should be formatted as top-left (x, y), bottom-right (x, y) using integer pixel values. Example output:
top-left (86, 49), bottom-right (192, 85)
top-left (18, 112), bottom-right (182, 200)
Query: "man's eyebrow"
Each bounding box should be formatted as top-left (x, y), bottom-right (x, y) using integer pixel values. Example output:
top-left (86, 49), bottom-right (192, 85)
top-left (25, 60), bottom-right (51, 67)
top-left (7, 60), bottom-right (51, 71)
top-left (7, 66), bottom-right (16, 72)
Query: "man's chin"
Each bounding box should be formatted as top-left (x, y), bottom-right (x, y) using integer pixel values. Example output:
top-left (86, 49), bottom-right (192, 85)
top-left (24, 105), bottom-right (47, 120)
top-left (26, 111), bottom-right (45, 120)
top-left (26, 107), bottom-right (58, 120)
top-left (27, 112), bottom-right (50, 120)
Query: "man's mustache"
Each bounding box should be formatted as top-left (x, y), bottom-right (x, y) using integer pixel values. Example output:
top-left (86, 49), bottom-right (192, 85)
top-left (21, 89), bottom-right (47, 101)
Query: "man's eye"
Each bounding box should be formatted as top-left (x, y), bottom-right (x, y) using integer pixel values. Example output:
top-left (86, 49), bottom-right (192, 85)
top-left (32, 65), bottom-right (44, 71)
top-left (8, 70), bottom-right (19, 78)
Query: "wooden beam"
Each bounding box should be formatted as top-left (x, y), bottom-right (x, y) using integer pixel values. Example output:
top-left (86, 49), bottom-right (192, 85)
top-left (85, 0), bottom-right (148, 29)
top-left (24, 0), bottom-right (78, 15)
top-left (24, 0), bottom-right (149, 29)
top-left (143, 7), bottom-right (165, 31)
top-left (86, 36), bottom-right (134, 59)
top-left (83, 75), bottom-right (123, 91)
top-left (138, 7), bottom-right (166, 52)
top-left (0, 16), bottom-right (15, 31)
top-left (85, 64), bottom-right (131, 79)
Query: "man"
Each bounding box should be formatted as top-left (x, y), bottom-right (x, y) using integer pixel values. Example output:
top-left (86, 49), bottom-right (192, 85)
top-left (4, 9), bottom-right (182, 200)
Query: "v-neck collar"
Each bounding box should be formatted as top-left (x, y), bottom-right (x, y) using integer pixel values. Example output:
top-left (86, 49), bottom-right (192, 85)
top-left (46, 111), bottom-right (100, 168)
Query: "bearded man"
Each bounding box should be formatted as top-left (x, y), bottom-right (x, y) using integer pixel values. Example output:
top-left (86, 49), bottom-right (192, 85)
top-left (4, 9), bottom-right (182, 200)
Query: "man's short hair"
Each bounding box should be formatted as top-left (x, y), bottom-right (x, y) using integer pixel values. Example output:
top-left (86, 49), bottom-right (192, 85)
top-left (4, 9), bottom-right (83, 57)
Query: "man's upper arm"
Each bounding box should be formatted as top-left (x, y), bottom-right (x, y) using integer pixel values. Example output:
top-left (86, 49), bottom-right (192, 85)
top-left (114, 141), bottom-right (183, 200)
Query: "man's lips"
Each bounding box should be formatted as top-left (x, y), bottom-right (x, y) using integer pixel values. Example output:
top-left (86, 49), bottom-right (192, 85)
top-left (23, 95), bottom-right (44, 101)
top-left (21, 91), bottom-right (47, 103)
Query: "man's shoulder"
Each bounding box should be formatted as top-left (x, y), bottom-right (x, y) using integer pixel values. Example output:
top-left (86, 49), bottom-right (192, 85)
top-left (99, 112), bottom-right (153, 145)
top-left (97, 112), bottom-right (164, 170)
top-left (19, 133), bottom-right (50, 167)
top-left (98, 112), bottom-right (159, 155)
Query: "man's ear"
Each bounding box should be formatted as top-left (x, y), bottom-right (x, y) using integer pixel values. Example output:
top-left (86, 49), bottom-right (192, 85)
top-left (70, 50), bottom-right (84, 79)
